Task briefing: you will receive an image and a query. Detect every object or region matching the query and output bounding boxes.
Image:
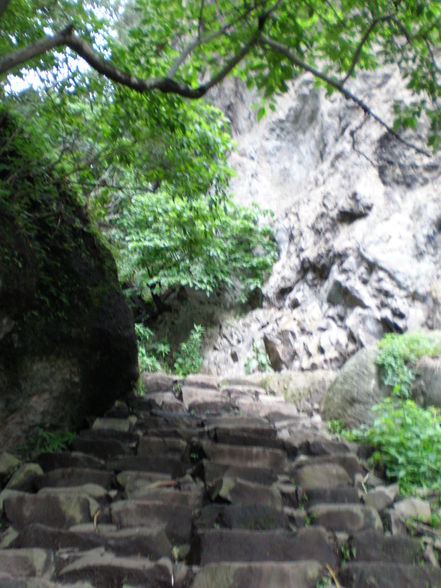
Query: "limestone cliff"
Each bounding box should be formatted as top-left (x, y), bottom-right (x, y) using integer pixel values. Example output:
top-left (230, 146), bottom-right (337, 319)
top-left (204, 67), bottom-right (441, 375)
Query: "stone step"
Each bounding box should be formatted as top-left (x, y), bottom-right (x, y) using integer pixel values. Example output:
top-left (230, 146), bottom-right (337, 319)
top-left (38, 467), bottom-right (114, 489)
top-left (127, 486), bottom-right (204, 508)
top-left (12, 523), bottom-right (173, 559)
top-left (138, 392), bottom-right (185, 413)
top-left (209, 430), bottom-right (283, 449)
top-left (194, 460), bottom-right (279, 486)
top-left (116, 471), bottom-right (172, 495)
top-left (37, 451), bottom-right (106, 472)
top-left (199, 441), bottom-right (287, 471)
top-left (57, 550), bottom-right (175, 587)
top-left (193, 504), bottom-right (288, 531)
top-left (304, 486), bottom-right (361, 506)
top-left (191, 528), bottom-right (338, 567)
top-left (349, 531), bottom-right (425, 564)
top-left (339, 562), bottom-right (441, 588)
top-left (190, 561), bottom-right (323, 588)
top-left (307, 503), bottom-right (383, 534)
top-left (110, 500), bottom-right (193, 543)
top-left (184, 374), bottom-right (220, 389)
top-left (0, 547), bottom-right (54, 579)
top-left (107, 456), bottom-right (188, 477)
top-left (4, 493), bottom-right (92, 529)
top-left (72, 437), bottom-right (135, 460)
top-left (91, 417), bottom-right (133, 433)
top-left (137, 435), bottom-right (187, 457)
top-left (140, 372), bottom-right (181, 394)
top-left (206, 476), bottom-right (283, 508)
top-left (291, 453), bottom-right (364, 481)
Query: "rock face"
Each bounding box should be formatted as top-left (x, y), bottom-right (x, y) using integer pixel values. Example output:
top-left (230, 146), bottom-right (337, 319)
top-left (0, 109), bottom-right (138, 450)
top-left (203, 66), bottom-right (441, 376)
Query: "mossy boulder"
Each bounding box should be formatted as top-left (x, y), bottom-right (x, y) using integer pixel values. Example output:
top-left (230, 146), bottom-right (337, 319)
top-left (0, 108), bottom-right (138, 450)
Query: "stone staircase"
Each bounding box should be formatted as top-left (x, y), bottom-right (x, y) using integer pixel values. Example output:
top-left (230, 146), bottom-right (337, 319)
top-left (0, 373), bottom-right (441, 587)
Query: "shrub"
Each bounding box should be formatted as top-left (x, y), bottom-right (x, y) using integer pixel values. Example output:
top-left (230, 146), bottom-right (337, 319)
top-left (173, 324), bottom-right (204, 376)
top-left (348, 398), bottom-right (441, 495)
top-left (376, 331), bottom-right (441, 398)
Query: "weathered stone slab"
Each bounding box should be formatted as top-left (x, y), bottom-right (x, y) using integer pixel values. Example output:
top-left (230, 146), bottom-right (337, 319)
top-left (58, 551), bottom-right (173, 587)
top-left (211, 430), bottom-right (283, 449)
top-left (137, 436), bottom-right (187, 457)
top-left (129, 486), bottom-right (204, 508)
top-left (194, 504), bottom-right (287, 531)
top-left (364, 484), bottom-right (399, 512)
top-left (305, 487), bottom-right (360, 506)
top-left (108, 456), bottom-right (186, 477)
top-left (5, 463), bottom-right (43, 492)
top-left (0, 452), bottom-right (21, 486)
top-left (308, 504), bottom-right (383, 533)
top-left (11, 523), bottom-right (103, 551)
top-left (141, 372), bottom-right (181, 393)
top-left (116, 471), bottom-right (171, 495)
top-left (72, 437), bottom-right (131, 460)
top-left (200, 442), bottom-right (287, 470)
top-left (38, 483), bottom-right (107, 501)
top-left (185, 374), bottom-right (220, 389)
top-left (0, 547), bottom-right (53, 578)
top-left (339, 562), bottom-right (441, 588)
top-left (203, 415), bottom-right (273, 431)
top-left (190, 561), bottom-right (323, 588)
top-left (182, 387), bottom-right (231, 413)
top-left (111, 500), bottom-right (192, 543)
top-left (208, 476), bottom-right (282, 509)
top-left (350, 531), bottom-right (424, 564)
top-left (393, 497), bottom-right (432, 523)
top-left (141, 393), bottom-right (185, 413)
top-left (293, 463), bottom-right (352, 489)
top-left (292, 454), bottom-right (363, 481)
top-left (37, 451), bottom-right (106, 472)
top-left (192, 528), bottom-right (337, 567)
top-left (4, 493), bottom-right (91, 529)
top-left (39, 467), bottom-right (114, 489)
top-left (196, 460), bottom-right (278, 486)
top-left (92, 418), bottom-right (131, 432)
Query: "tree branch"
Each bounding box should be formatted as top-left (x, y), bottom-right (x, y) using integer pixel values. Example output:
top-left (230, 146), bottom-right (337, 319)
top-left (260, 34), bottom-right (430, 157)
top-left (0, 25), bottom-right (74, 74)
top-left (0, 23), bottom-right (259, 99)
top-left (343, 15), bottom-right (394, 84)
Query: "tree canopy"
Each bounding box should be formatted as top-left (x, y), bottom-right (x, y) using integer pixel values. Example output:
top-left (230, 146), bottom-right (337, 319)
top-left (1, 0), bottom-right (441, 150)
top-left (1, 0), bottom-right (441, 345)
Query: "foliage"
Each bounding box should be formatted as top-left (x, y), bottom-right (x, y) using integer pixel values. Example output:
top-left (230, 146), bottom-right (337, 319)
top-left (173, 324), bottom-right (205, 376)
top-left (376, 331), bottom-right (441, 398)
top-left (245, 341), bottom-right (273, 374)
top-left (135, 323), bottom-right (170, 372)
top-left (348, 398), bottom-right (441, 495)
top-left (135, 322), bottom-right (204, 376)
top-left (20, 427), bottom-right (76, 458)
top-left (2, 1), bottom-right (441, 150)
top-left (117, 192), bottom-right (277, 303)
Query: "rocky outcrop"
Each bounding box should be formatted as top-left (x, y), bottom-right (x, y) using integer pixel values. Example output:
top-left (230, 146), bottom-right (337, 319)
top-left (203, 66), bottom-right (441, 376)
top-left (0, 109), bottom-right (138, 450)
top-left (321, 347), bottom-right (387, 428)
top-left (0, 374), bottom-right (440, 587)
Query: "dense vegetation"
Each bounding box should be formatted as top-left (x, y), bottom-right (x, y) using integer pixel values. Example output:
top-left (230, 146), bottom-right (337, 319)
top-left (337, 331), bottom-right (441, 496)
top-left (1, 1), bottom-right (441, 370)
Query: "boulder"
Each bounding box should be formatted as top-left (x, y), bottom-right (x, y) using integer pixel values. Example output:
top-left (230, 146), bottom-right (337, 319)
top-left (0, 109), bottom-right (138, 451)
top-left (321, 346), bottom-right (387, 428)
top-left (413, 355), bottom-right (441, 408)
